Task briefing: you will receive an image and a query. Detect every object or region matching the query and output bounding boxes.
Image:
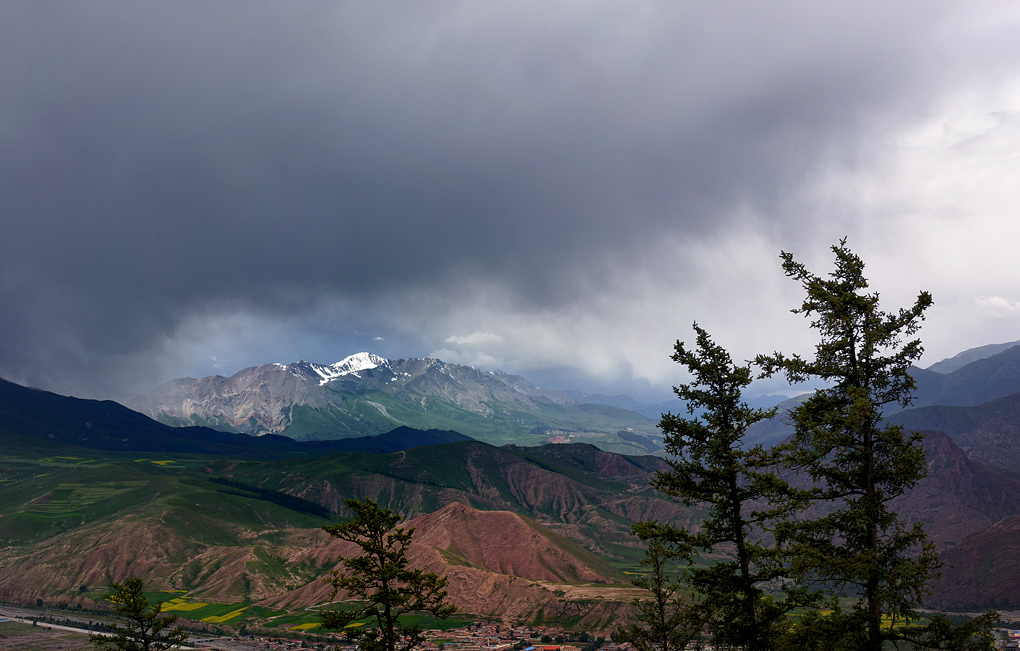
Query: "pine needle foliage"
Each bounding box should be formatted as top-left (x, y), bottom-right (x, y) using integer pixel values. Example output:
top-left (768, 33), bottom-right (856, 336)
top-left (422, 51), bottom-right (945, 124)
top-left (90, 576), bottom-right (188, 651)
top-left (649, 324), bottom-right (812, 651)
top-left (757, 239), bottom-right (996, 650)
top-left (618, 527), bottom-right (704, 651)
top-left (321, 498), bottom-right (456, 651)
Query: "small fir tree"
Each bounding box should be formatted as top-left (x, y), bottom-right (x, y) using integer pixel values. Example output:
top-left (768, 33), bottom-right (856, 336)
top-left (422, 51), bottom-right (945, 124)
top-left (618, 524), bottom-right (703, 651)
top-left (90, 576), bottom-right (188, 651)
top-left (321, 498), bottom-right (456, 651)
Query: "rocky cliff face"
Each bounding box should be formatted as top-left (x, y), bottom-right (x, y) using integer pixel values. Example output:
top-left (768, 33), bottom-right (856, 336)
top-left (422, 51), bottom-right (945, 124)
top-left (128, 361), bottom-right (327, 433)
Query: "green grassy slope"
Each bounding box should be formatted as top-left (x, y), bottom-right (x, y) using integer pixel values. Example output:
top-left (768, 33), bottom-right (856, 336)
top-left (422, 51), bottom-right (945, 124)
top-left (0, 452), bottom-right (330, 550)
top-left (0, 439), bottom-right (689, 616)
top-left (202, 440), bottom-right (684, 557)
top-left (280, 389), bottom-right (662, 454)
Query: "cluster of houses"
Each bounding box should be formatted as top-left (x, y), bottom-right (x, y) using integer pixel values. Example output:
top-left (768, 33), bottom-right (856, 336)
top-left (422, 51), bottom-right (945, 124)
top-left (213, 623), bottom-right (613, 651)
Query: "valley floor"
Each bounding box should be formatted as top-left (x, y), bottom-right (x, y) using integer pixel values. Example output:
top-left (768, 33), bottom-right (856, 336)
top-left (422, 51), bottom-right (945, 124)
top-left (0, 607), bottom-right (617, 651)
top-left (0, 620), bottom-right (92, 651)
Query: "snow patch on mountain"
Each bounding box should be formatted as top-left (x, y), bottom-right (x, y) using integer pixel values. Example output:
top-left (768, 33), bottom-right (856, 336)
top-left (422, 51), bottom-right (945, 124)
top-left (307, 352), bottom-right (390, 385)
top-left (333, 352), bottom-right (387, 373)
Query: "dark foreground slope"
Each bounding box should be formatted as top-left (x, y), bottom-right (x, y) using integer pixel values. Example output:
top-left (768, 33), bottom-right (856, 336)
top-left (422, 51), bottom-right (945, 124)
top-left (0, 377), bottom-right (471, 457)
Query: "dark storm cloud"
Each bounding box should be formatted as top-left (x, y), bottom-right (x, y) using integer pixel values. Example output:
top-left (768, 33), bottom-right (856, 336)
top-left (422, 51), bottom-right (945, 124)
top-left (1, 1), bottom-right (1014, 398)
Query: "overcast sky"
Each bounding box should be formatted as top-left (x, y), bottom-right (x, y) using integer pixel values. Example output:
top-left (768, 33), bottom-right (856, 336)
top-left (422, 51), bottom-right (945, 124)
top-left (3, 1), bottom-right (1020, 403)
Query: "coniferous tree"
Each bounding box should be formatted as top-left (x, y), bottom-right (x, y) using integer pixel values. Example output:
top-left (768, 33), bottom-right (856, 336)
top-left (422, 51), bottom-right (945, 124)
top-left (648, 324), bottom-right (810, 651)
top-left (618, 525), bottom-right (703, 651)
top-left (757, 239), bottom-right (995, 650)
top-left (90, 576), bottom-right (187, 651)
top-left (321, 498), bottom-right (456, 651)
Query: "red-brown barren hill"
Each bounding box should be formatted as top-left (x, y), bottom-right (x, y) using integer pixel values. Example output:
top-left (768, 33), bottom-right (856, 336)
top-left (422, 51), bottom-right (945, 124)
top-left (408, 502), bottom-right (623, 584)
top-left (0, 501), bottom-right (637, 627)
top-left (929, 514), bottom-right (1020, 610)
top-left (891, 431), bottom-right (1020, 549)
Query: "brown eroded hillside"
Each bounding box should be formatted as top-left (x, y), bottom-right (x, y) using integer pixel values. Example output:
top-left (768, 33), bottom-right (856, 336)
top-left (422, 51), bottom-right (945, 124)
top-left (409, 502), bottom-right (625, 584)
top-left (238, 503), bottom-right (640, 624)
top-left (0, 499), bottom-right (639, 626)
top-left (928, 514), bottom-right (1020, 610)
top-left (255, 503), bottom-right (642, 627)
top-left (890, 431), bottom-right (1020, 549)
top-left (0, 515), bottom-right (341, 607)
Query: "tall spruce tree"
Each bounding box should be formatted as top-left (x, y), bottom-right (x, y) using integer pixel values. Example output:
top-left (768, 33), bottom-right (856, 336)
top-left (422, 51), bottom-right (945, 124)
top-left (757, 239), bottom-right (995, 650)
top-left (650, 324), bottom-right (809, 651)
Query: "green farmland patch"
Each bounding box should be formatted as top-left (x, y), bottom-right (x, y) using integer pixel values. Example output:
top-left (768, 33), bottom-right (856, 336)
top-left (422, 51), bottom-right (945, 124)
top-left (22, 482), bottom-right (146, 517)
top-left (151, 593), bottom-right (254, 624)
top-left (265, 610), bottom-right (323, 630)
top-left (314, 602), bottom-right (472, 632)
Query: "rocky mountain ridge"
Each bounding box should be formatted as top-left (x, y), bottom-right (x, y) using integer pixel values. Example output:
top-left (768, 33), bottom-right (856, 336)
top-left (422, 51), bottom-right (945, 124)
top-left (126, 353), bottom-right (660, 452)
top-left (926, 340), bottom-right (1020, 374)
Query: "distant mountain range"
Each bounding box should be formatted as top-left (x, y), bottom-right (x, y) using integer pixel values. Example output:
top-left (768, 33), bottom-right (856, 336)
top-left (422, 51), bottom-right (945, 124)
top-left (8, 340), bottom-right (1020, 613)
top-left (743, 343), bottom-right (1020, 450)
top-left (126, 353), bottom-right (662, 454)
top-left (925, 340), bottom-right (1020, 374)
top-left (125, 344), bottom-right (1020, 459)
top-left (0, 377), bottom-right (471, 458)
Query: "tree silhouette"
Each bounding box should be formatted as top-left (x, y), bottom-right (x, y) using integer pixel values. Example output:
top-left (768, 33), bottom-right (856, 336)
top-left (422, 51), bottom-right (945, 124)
top-left (759, 239), bottom-right (995, 650)
top-left (90, 576), bottom-right (187, 651)
top-left (321, 498), bottom-right (456, 651)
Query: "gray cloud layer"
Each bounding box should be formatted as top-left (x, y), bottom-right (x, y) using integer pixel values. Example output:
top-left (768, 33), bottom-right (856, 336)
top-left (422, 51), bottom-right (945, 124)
top-left (3, 2), bottom-right (1020, 400)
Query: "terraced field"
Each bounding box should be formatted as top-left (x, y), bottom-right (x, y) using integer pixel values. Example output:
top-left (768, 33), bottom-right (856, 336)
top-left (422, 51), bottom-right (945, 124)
top-left (25, 482), bottom-right (145, 516)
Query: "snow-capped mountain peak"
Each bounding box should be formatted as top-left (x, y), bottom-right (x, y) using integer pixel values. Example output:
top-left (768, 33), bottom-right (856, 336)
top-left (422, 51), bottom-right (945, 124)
top-left (332, 352), bottom-right (387, 372)
top-left (304, 352), bottom-right (390, 385)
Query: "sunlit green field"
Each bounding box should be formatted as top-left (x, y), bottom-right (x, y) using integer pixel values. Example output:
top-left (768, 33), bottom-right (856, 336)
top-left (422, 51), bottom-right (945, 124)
top-left (148, 590), bottom-right (473, 631)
